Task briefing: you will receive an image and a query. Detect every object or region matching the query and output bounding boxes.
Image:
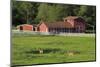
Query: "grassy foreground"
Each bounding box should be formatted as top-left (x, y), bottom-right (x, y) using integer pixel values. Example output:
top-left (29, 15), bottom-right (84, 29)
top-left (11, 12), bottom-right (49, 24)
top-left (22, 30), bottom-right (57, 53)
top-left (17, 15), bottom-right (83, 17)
top-left (12, 35), bottom-right (96, 66)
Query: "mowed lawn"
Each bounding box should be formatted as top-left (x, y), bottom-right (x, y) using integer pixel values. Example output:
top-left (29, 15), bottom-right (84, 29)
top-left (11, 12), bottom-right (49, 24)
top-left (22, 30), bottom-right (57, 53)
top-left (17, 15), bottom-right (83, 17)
top-left (12, 35), bottom-right (96, 66)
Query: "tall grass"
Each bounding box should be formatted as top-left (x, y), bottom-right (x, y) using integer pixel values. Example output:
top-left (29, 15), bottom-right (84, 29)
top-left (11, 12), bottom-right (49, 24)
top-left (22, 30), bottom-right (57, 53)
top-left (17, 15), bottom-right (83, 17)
top-left (12, 34), bottom-right (96, 66)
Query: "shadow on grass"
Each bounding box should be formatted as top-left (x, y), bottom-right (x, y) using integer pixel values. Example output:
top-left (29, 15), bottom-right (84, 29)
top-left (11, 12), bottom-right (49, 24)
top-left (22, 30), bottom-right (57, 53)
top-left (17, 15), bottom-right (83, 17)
top-left (25, 48), bottom-right (81, 55)
top-left (25, 48), bottom-right (63, 54)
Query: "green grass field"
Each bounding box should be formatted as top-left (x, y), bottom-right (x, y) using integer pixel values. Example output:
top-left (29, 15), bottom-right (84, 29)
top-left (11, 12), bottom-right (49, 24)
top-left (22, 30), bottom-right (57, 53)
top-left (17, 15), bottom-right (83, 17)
top-left (12, 34), bottom-right (96, 66)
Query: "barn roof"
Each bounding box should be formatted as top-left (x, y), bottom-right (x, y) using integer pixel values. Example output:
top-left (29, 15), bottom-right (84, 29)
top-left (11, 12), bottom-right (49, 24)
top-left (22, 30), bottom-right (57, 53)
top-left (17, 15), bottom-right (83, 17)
top-left (64, 16), bottom-right (83, 20)
top-left (38, 21), bottom-right (73, 28)
top-left (32, 24), bottom-right (37, 27)
top-left (64, 16), bottom-right (85, 23)
top-left (17, 24), bottom-right (33, 26)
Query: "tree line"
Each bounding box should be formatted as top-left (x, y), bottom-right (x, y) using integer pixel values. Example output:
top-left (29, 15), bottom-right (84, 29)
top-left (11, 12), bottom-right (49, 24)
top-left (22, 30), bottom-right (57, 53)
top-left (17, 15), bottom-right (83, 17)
top-left (12, 1), bottom-right (96, 30)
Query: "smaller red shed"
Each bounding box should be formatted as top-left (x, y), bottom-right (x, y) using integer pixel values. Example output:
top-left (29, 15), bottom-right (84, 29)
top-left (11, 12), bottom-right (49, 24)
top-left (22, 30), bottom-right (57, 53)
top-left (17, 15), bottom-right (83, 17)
top-left (17, 24), bottom-right (33, 31)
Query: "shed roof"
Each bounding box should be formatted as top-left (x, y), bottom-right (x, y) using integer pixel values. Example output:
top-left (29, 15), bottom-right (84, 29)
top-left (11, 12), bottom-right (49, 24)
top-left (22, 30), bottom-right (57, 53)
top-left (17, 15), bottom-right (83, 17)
top-left (16, 24), bottom-right (33, 28)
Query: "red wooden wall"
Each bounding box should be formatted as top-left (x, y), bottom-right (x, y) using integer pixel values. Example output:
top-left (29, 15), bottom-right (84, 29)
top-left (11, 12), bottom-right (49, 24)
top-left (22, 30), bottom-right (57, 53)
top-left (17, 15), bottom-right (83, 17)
top-left (38, 23), bottom-right (48, 32)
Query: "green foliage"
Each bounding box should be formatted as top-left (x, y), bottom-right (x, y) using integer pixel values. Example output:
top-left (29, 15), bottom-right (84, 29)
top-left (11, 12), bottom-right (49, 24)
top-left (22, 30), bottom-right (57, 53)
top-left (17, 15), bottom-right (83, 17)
top-left (77, 6), bottom-right (96, 30)
top-left (47, 5), bottom-right (65, 22)
top-left (78, 6), bottom-right (88, 16)
top-left (12, 1), bottom-right (39, 26)
top-left (36, 3), bottom-right (49, 21)
top-left (36, 4), bottom-right (80, 22)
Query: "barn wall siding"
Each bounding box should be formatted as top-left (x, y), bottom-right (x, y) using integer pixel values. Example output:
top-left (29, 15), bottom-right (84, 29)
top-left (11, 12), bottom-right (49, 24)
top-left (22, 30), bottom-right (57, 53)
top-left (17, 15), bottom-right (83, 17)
top-left (74, 21), bottom-right (85, 33)
top-left (23, 25), bottom-right (33, 31)
top-left (39, 23), bottom-right (48, 32)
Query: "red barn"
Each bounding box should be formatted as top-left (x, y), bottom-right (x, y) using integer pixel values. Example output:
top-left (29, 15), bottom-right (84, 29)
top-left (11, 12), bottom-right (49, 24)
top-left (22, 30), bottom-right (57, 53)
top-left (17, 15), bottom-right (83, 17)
top-left (37, 16), bottom-right (86, 33)
top-left (64, 16), bottom-right (86, 33)
top-left (37, 21), bottom-right (73, 33)
top-left (17, 24), bottom-right (33, 31)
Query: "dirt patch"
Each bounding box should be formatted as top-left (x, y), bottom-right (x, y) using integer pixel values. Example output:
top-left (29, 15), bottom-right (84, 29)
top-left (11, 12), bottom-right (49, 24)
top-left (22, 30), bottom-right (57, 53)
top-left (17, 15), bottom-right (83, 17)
top-left (67, 50), bottom-right (80, 56)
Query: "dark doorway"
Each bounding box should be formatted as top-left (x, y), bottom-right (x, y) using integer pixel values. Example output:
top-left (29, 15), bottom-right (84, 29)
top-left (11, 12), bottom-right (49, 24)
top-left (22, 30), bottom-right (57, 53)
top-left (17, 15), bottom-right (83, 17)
top-left (20, 26), bottom-right (23, 30)
top-left (33, 28), bottom-right (35, 31)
